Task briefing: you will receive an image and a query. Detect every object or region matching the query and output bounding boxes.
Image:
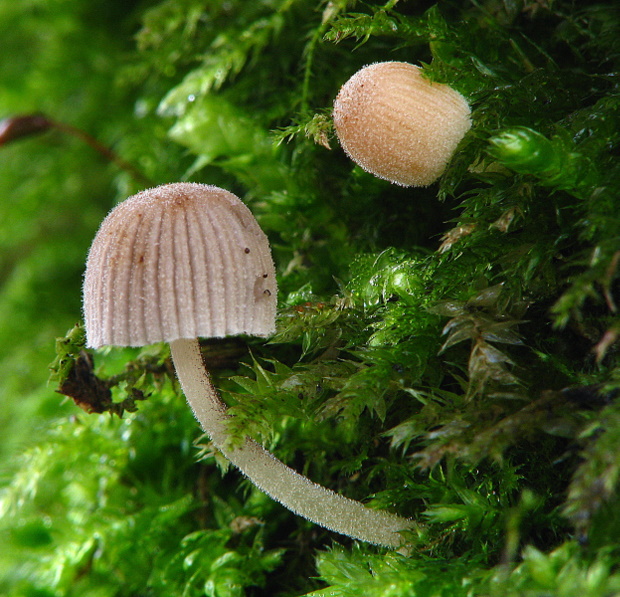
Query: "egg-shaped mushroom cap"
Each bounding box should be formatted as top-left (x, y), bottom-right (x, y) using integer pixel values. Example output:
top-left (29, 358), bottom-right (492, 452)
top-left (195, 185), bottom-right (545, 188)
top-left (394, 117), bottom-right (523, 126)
top-left (333, 61), bottom-right (471, 187)
top-left (83, 183), bottom-right (277, 348)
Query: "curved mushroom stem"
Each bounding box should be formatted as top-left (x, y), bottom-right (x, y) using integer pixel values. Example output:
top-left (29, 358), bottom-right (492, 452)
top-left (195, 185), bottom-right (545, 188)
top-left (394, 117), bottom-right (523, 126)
top-left (170, 337), bottom-right (412, 548)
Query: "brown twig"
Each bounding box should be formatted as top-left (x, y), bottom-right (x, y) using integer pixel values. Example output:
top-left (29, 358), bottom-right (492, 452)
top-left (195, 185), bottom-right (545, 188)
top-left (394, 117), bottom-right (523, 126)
top-left (0, 112), bottom-right (154, 187)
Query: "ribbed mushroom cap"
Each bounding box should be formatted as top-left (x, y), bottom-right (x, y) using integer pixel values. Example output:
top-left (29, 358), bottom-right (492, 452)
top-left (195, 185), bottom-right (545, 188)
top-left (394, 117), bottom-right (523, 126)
top-left (83, 183), bottom-right (277, 348)
top-left (333, 61), bottom-right (471, 187)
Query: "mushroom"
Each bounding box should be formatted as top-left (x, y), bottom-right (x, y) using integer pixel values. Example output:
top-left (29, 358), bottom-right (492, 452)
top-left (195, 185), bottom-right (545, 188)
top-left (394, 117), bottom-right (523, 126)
top-left (333, 61), bottom-right (471, 187)
top-left (83, 182), bottom-right (411, 548)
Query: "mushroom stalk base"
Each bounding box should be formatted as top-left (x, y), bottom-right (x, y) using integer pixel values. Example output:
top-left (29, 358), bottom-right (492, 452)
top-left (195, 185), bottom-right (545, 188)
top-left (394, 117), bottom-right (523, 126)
top-left (170, 337), bottom-right (411, 548)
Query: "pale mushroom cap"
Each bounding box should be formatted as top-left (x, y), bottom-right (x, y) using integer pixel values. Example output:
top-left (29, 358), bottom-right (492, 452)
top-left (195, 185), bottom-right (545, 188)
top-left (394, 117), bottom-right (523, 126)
top-left (333, 61), bottom-right (471, 187)
top-left (83, 183), bottom-right (277, 348)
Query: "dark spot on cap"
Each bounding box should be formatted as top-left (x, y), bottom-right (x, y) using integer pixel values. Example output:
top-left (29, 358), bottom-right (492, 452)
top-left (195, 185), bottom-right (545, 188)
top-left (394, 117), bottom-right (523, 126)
top-left (263, 273), bottom-right (268, 278)
top-left (263, 289), bottom-right (271, 296)
top-left (244, 247), bottom-right (251, 254)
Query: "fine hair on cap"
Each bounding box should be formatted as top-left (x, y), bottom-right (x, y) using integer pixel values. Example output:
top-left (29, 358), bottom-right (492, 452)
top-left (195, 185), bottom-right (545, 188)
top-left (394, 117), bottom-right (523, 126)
top-left (333, 61), bottom-right (471, 187)
top-left (84, 182), bottom-right (277, 348)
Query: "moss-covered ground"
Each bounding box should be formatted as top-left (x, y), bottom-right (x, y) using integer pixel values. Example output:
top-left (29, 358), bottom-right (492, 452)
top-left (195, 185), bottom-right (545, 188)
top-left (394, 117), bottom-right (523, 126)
top-left (1, 1), bottom-right (619, 595)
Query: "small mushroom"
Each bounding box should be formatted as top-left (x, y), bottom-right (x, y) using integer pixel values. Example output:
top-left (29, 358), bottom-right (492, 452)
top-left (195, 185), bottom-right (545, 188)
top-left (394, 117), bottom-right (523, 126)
top-left (83, 182), bottom-right (410, 548)
top-left (333, 61), bottom-right (471, 187)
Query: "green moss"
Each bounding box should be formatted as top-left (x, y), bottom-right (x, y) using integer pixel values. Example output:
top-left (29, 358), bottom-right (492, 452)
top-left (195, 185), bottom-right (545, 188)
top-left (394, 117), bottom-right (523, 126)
top-left (1, 0), bottom-right (620, 595)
